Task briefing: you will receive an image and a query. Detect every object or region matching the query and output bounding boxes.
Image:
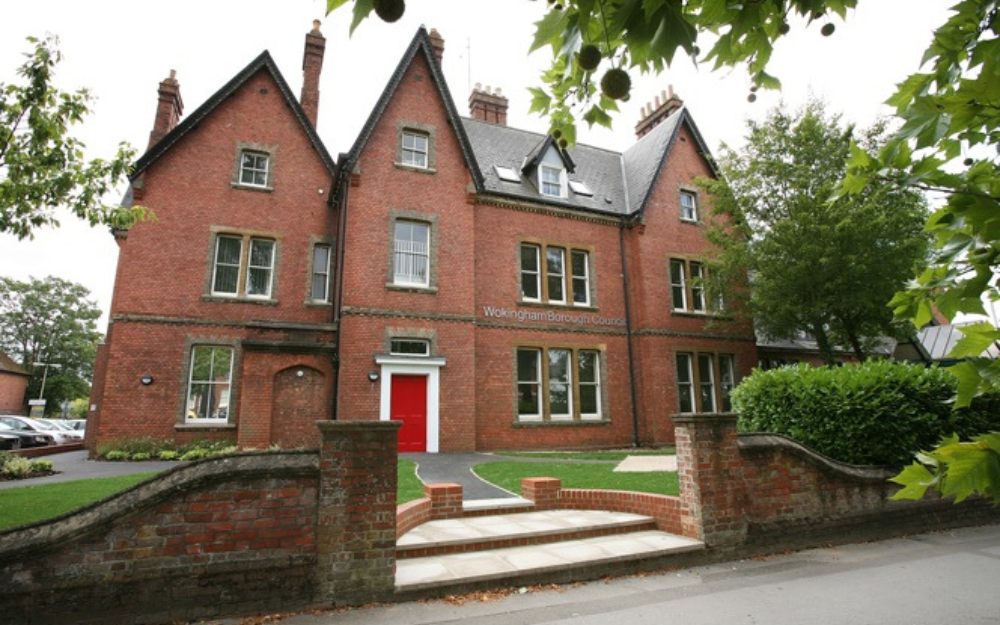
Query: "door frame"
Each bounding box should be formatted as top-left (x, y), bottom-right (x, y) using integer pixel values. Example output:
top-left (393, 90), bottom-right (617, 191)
top-left (375, 355), bottom-right (445, 453)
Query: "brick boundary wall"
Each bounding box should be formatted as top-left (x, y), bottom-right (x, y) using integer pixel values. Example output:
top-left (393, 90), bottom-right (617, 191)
top-left (676, 413), bottom-right (1000, 552)
top-left (0, 421), bottom-right (400, 625)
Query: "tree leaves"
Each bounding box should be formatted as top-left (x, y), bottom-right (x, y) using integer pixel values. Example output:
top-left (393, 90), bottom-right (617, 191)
top-left (892, 432), bottom-right (1000, 504)
top-left (0, 35), bottom-right (146, 239)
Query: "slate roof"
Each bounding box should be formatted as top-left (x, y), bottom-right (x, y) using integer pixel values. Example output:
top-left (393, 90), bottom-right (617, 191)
top-left (463, 105), bottom-right (715, 218)
top-left (132, 51), bottom-right (336, 179)
top-left (0, 353), bottom-right (28, 377)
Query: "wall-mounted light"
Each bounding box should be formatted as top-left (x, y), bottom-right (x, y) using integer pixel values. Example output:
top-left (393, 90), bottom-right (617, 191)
top-left (368, 371), bottom-right (380, 383)
top-left (140, 375), bottom-right (154, 386)
top-left (297, 369), bottom-right (305, 377)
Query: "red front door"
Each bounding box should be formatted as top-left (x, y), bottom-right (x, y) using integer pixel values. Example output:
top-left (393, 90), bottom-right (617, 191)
top-left (391, 374), bottom-right (427, 452)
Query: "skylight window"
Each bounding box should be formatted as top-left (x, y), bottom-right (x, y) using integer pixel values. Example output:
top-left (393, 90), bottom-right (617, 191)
top-left (495, 165), bottom-right (521, 183)
top-left (568, 180), bottom-right (593, 196)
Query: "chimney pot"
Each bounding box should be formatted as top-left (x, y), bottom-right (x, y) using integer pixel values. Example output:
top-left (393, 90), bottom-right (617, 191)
top-left (635, 85), bottom-right (684, 140)
top-left (468, 83), bottom-right (509, 126)
top-left (429, 28), bottom-right (445, 64)
top-left (147, 70), bottom-right (184, 150)
top-left (301, 21), bottom-right (327, 127)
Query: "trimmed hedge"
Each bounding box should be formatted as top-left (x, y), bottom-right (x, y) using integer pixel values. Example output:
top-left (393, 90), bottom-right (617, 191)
top-left (733, 361), bottom-right (1000, 467)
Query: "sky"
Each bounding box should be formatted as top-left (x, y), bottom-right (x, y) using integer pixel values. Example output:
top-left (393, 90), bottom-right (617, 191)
top-left (0, 0), bottom-right (957, 332)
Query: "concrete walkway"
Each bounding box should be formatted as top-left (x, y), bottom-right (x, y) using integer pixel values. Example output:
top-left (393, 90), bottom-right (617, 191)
top-left (0, 450), bottom-right (179, 490)
top-left (402, 452), bottom-right (517, 500)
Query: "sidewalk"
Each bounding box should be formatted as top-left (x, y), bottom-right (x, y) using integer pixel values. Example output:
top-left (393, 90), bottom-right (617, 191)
top-left (194, 523), bottom-right (1000, 625)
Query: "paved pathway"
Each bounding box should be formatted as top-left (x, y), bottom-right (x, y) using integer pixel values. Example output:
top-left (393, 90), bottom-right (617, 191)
top-left (0, 450), bottom-right (179, 490)
top-left (402, 452), bottom-right (515, 500)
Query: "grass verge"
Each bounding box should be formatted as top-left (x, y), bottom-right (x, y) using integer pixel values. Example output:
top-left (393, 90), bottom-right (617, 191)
top-left (0, 473), bottom-right (158, 531)
top-left (493, 449), bottom-right (674, 462)
top-left (0, 460), bottom-right (428, 531)
top-left (473, 461), bottom-right (679, 496)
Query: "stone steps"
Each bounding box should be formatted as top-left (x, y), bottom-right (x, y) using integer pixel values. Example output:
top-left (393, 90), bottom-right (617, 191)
top-left (395, 509), bottom-right (704, 595)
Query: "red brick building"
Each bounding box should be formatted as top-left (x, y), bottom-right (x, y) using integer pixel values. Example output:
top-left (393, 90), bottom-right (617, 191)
top-left (0, 352), bottom-right (29, 416)
top-left (87, 25), bottom-right (757, 454)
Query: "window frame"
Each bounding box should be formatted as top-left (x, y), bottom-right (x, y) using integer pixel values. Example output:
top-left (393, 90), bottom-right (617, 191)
top-left (400, 130), bottom-right (429, 169)
top-left (539, 163), bottom-right (567, 198)
top-left (670, 257), bottom-right (718, 315)
top-left (392, 219), bottom-right (431, 288)
top-left (389, 338), bottom-right (431, 357)
top-left (185, 346), bottom-right (234, 424)
top-left (515, 345), bottom-right (606, 423)
top-left (519, 242), bottom-right (594, 307)
top-left (679, 189), bottom-right (699, 222)
top-left (232, 143), bottom-right (276, 191)
top-left (239, 150), bottom-right (270, 188)
top-left (310, 243), bottom-right (332, 303)
top-left (209, 233), bottom-right (278, 301)
top-left (675, 351), bottom-right (738, 414)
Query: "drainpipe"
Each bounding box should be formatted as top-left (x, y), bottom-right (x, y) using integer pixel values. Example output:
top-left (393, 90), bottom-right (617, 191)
top-left (330, 160), bottom-right (351, 421)
top-left (619, 221), bottom-right (641, 448)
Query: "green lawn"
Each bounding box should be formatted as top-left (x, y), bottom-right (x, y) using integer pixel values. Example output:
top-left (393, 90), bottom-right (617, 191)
top-left (494, 449), bottom-right (675, 462)
top-left (0, 473), bottom-right (158, 530)
top-left (473, 461), bottom-right (679, 496)
top-left (397, 458), bottom-right (424, 503)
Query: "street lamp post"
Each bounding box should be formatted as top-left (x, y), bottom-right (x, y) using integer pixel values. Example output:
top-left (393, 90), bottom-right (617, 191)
top-left (35, 362), bottom-right (62, 400)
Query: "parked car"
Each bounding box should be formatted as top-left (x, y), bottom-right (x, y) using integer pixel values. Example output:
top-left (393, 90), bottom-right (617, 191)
top-left (65, 419), bottom-right (87, 432)
top-left (34, 418), bottom-right (85, 440)
top-left (0, 425), bottom-right (22, 450)
top-left (0, 416), bottom-right (80, 445)
top-left (0, 421), bottom-right (54, 448)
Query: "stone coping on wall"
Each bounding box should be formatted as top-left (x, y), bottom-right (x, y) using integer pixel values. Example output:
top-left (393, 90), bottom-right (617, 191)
top-left (0, 451), bottom-right (319, 561)
top-left (738, 432), bottom-right (899, 483)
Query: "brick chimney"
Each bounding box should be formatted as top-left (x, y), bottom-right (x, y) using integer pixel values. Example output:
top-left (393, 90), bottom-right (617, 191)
top-left (147, 70), bottom-right (184, 150)
top-left (301, 20), bottom-right (326, 128)
top-left (469, 83), bottom-right (509, 126)
top-left (428, 28), bottom-right (445, 64)
top-left (635, 85), bottom-right (683, 139)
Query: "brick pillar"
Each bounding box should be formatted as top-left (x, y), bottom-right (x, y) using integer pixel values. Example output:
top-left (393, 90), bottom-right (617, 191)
top-left (674, 414), bottom-right (747, 549)
top-left (522, 477), bottom-right (561, 509)
top-left (425, 483), bottom-right (463, 520)
top-left (315, 421), bottom-right (400, 604)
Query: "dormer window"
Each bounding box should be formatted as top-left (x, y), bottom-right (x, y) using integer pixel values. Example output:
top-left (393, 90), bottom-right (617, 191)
top-left (540, 164), bottom-right (566, 198)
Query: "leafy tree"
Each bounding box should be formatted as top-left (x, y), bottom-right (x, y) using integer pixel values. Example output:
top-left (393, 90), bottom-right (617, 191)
top-left (1, 34), bottom-right (147, 239)
top-left (701, 100), bottom-right (928, 363)
top-left (0, 276), bottom-right (102, 415)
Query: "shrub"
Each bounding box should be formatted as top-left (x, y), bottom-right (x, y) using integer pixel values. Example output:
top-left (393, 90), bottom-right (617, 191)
top-left (179, 448), bottom-right (210, 462)
top-left (0, 451), bottom-right (14, 471)
top-left (157, 450), bottom-right (180, 461)
top-left (98, 437), bottom-right (172, 459)
top-left (733, 360), bottom-right (1000, 467)
top-left (131, 452), bottom-right (151, 461)
top-left (2, 456), bottom-right (33, 478)
top-left (29, 460), bottom-right (53, 472)
top-left (104, 450), bottom-right (131, 461)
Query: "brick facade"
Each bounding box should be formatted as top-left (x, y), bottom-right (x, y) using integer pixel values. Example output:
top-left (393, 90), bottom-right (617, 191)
top-left (90, 25), bottom-right (757, 454)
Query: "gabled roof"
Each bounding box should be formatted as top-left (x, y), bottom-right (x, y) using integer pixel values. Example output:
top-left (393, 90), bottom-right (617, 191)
top-left (622, 106), bottom-right (717, 216)
top-left (338, 27), bottom-right (483, 190)
top-left (521, 135), bottom-right (576, 175)
top-left (132, 51), bottom-right (336, 179)
top-left (464, 105), bottom-right (717, 218)
top-left (0, 352), bottom-right (28, 377)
